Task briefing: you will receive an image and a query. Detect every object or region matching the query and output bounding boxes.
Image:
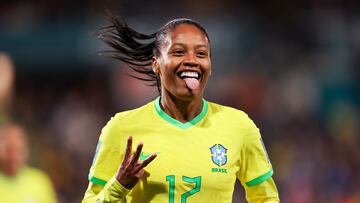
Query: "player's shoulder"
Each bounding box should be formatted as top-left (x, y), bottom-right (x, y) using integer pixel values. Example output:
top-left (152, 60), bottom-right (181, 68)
top-left (112, 100), bottom-right (154, 121)
top-left (207, 101), bottom-right (252, 122)
top-left (103, 100), bottom-right (154, 129)
top-left (20, 166), bottom-right (52, 183)
top-left (99, 100), bottom-right (154, 143)
top-left (207, 101), bottom-right (260, 139)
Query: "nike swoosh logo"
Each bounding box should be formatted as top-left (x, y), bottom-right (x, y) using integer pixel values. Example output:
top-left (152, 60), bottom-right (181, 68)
top-left (139, 152), bottom-right (160, 161)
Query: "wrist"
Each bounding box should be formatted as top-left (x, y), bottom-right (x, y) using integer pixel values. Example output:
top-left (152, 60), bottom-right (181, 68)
top-left (107, 176), bottom-right (131, 198)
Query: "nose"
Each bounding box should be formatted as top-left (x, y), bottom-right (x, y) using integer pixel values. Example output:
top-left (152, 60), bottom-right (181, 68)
top-left (183, 52), bottom-right (198, 67)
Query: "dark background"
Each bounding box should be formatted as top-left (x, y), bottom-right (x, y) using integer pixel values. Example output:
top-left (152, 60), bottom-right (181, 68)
top-left (1, 0), bottom-right (359, 202)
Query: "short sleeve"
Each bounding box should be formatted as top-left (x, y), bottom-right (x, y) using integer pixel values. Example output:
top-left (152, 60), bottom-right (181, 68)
top-left (88, 115), bottom-right (123, 186)
top-left (237, 121), bottom-right (273, 187)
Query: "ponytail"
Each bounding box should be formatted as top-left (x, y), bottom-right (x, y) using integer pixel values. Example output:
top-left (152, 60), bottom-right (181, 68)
top-left (96, 14), bottom-right (210, 94)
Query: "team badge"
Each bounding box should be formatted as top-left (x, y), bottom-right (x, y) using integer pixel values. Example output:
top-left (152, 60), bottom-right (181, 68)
top-left (210, 144), bottom-right (228, 167)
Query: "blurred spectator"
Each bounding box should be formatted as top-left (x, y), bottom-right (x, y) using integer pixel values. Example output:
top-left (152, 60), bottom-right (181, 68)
top-left (0, 53), bottom-right (15, 125)
top-left (0, 122), bottom-right (58, 203)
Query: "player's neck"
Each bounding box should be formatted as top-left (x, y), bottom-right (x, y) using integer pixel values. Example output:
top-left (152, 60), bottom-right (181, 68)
top-left (159, 94), bottom-right (203, 124)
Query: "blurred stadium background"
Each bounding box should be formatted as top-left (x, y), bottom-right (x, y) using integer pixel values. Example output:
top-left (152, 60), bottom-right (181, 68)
top-left (1, 0), bottom-right (359, 202)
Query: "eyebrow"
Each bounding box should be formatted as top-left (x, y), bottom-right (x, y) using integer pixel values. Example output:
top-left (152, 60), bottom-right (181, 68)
top-left (170, 43), bottom-right (209, 49)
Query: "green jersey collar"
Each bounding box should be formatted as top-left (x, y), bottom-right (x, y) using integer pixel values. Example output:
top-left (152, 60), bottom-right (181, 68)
top-left (154, 97), bottom-right (208, 129)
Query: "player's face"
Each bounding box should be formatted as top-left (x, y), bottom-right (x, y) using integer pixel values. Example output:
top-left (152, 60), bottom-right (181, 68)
top-left (153, 24), bottom-right (211, 101)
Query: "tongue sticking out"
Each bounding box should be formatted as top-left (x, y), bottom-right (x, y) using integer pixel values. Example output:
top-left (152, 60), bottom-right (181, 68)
top-left (184, 78), bottom-right (200, 90)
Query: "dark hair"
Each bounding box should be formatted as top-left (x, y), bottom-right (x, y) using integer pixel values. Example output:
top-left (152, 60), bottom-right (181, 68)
top-left (95, 15), bottom-right (210, 94)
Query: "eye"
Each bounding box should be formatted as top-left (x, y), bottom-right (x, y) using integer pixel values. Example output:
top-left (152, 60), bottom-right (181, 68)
top-left (172, 49), bottom-right (185, 56)
top-left (196, 51), bottom-right (208, 58)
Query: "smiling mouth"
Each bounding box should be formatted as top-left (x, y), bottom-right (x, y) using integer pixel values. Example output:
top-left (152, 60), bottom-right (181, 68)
top-left (177, 71), bottom-right (201, 90)
top-left (177, 71), bottom-right (201, 80)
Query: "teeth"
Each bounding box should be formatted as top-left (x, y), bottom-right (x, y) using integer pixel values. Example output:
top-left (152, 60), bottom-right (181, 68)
top-left (180, 71), bottom-right (199, 78)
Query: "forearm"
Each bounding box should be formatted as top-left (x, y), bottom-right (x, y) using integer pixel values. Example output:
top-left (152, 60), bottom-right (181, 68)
top-left (82, 176), bottom-right (130, 203)
top-left (245, 178), bottom-right (280, 203)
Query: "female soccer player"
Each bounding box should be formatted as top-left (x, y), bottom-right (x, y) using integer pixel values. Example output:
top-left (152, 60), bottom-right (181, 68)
top-left (83, 16), bottom-right (280, 203)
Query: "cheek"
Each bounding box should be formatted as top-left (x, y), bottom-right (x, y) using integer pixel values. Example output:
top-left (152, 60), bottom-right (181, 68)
top-left (158, 66), bottom-right (174, 86)
top-left (202, 60), bottom-right (212, 74)
top-left (159, 59), bottom-right (179, 77)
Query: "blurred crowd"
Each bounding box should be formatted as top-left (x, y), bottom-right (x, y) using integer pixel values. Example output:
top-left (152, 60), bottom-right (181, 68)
top-left (1, 0), bottom-right (360, 203)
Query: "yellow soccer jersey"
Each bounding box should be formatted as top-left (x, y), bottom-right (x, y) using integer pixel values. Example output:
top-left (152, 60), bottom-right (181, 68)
top-left (0, 166), bottom-right (57, 203)
top-left (85, 97), bottom-right (278, 203)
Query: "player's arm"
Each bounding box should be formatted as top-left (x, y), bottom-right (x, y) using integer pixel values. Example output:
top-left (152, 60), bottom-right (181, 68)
top-left (82, 136), bottom-right (157, 203)
top-left (238, 134), bottom-right (280, 203)
top-left (239, 134), bottom-right (280, 203)
top-left (237, 114), bottom-right (280, 202)
top-left (82, 176), bottom-right (130, 202)
top-left (244, 177), bottom-right (279, 203)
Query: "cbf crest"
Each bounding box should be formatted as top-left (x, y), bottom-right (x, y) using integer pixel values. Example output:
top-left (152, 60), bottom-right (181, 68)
top-left (210, 144), bottom-right (228, 167)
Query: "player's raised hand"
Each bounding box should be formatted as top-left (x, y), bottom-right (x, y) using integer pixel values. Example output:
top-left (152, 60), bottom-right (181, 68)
top-left (115, 136), bottom-right (157, 189)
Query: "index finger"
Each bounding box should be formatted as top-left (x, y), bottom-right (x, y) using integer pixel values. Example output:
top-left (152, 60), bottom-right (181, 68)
top-left (123, 136), bottom-right (133, 162)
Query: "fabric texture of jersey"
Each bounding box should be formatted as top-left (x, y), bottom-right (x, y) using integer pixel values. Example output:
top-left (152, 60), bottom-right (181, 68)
top-left (87, 97), bottom-right (274, 203)
top-left (0, 166), bottom-right (58, 203)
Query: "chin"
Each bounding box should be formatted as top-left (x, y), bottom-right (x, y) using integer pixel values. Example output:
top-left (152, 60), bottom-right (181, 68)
top-left (174, 89), bottom-right (203, 101)
top-left (162, 84), bottom-right (204, 101)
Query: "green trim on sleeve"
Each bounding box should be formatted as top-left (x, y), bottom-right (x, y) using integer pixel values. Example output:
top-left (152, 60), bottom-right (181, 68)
top-left (89, 176), bottom-right (107, 186)
top-left (246, 169), bottom-right (273, 187)
top-left (154, 96), bottom-right (208, 129)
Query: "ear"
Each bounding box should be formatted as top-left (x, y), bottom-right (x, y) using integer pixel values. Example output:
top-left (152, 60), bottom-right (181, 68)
top-left (151, 56), bottom-right (160, 74)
